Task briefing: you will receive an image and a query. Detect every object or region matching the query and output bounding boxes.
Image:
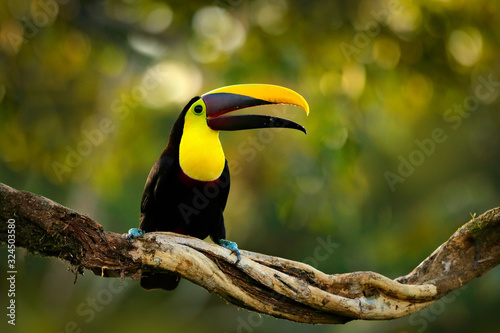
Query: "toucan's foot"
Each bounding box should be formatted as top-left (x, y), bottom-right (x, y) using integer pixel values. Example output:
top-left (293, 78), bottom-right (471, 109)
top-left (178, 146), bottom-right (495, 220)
top-left (219, 239), bottom-right (242, 265)
top-left (127, 228), bottom-right (145, 242)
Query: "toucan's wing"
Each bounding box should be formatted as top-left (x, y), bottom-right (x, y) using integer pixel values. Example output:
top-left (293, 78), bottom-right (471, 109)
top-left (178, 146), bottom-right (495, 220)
top-left (140, 163), bottom-right (158, 215)
top-left (139, 154), bottom-right (176, 231)
top-left (139, 154), bottom-right (183, 290)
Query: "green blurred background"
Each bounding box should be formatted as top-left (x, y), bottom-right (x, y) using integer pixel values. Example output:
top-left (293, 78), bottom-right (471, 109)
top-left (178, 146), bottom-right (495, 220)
top-left (1, 0), bottom-right (499, 332)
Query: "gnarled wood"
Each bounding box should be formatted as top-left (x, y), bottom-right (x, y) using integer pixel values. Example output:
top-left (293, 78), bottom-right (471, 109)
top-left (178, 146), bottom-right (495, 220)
top-left (0, 182), bottom-right (499, 324)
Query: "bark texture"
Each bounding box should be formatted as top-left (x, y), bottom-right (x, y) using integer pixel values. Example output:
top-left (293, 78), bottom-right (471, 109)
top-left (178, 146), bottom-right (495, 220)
top-left (0, 183), bottom-right (499, 324)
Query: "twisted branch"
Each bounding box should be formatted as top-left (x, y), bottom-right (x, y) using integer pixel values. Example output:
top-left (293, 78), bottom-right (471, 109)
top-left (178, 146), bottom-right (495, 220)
top-left (0, 182), bottom-right (499, 324)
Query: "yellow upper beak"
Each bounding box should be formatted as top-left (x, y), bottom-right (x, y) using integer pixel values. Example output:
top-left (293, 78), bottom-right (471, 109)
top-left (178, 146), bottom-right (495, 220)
top-left (202, 84), bottom-right (309, 116)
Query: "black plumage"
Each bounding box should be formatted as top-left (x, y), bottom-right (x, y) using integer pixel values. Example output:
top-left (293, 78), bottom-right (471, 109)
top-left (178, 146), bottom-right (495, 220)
top-left (139, 97), bottom-right (231, 290)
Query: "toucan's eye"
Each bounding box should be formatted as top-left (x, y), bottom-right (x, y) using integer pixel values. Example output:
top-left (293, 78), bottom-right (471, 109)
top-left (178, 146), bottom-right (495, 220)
top-left (194, 105), bottom-right (203, 114)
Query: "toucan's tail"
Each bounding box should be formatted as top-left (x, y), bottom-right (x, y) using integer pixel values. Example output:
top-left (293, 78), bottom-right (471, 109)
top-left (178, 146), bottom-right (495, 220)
top-left (140, 271), bottom-right (180, 291)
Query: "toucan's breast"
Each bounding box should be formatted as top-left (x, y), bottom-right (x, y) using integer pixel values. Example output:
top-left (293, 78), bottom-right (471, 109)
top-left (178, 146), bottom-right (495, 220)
top-left (179, 111), bottom-right (226, 181)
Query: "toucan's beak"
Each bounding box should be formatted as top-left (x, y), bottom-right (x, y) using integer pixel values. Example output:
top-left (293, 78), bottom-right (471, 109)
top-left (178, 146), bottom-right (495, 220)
top-left (202, 84), bottom-right (309, 134)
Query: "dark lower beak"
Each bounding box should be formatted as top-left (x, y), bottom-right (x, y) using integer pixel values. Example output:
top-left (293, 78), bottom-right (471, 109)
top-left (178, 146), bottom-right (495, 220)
top-left (207, 114), bottom-right (306, 134)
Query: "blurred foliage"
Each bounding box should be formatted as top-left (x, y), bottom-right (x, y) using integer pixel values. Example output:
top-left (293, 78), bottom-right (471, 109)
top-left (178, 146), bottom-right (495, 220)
top-left (1, 0), bottom-right (499, 332)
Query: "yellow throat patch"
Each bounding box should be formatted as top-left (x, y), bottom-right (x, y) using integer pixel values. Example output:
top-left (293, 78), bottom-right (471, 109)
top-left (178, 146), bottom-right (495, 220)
top-left (179, 100), bottom-right (225, 181)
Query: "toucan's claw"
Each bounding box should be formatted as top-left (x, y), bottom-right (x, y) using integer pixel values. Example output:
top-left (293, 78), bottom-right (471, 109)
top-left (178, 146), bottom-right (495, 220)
top-left (127, 228), bottom-right (145, 242)
top-left (219, 239), bottom-right (242, 265)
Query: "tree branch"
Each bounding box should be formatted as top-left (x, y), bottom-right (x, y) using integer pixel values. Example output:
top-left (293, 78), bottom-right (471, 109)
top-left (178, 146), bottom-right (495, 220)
top-left (0, 182), bottom-right (499, 324)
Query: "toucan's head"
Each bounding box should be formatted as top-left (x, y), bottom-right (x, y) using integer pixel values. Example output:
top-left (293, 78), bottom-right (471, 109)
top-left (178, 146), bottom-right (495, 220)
top-left (177, 84), bottom-right (309, 182)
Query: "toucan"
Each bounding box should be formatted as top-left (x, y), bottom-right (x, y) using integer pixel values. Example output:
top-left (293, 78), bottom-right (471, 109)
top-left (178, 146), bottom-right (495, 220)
top-left (127, 84), bottom-right (309, 290)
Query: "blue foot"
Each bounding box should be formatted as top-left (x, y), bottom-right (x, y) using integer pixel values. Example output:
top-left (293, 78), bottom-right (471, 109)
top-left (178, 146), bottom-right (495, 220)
top-left (127, 228), bottom-right (145, 242)
top-left (219, 239), bottom-right (242, 265)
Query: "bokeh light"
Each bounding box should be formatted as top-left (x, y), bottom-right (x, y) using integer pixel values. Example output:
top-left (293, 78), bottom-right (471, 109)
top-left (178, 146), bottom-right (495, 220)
top-left (341, 63), bottom-right (366, 99)
top-left (448, 27), bottom-right (483, 67)
top-left (141, 61), bottom-right (203, 108)
top-left (190, 6), bottom-right (246, 62)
